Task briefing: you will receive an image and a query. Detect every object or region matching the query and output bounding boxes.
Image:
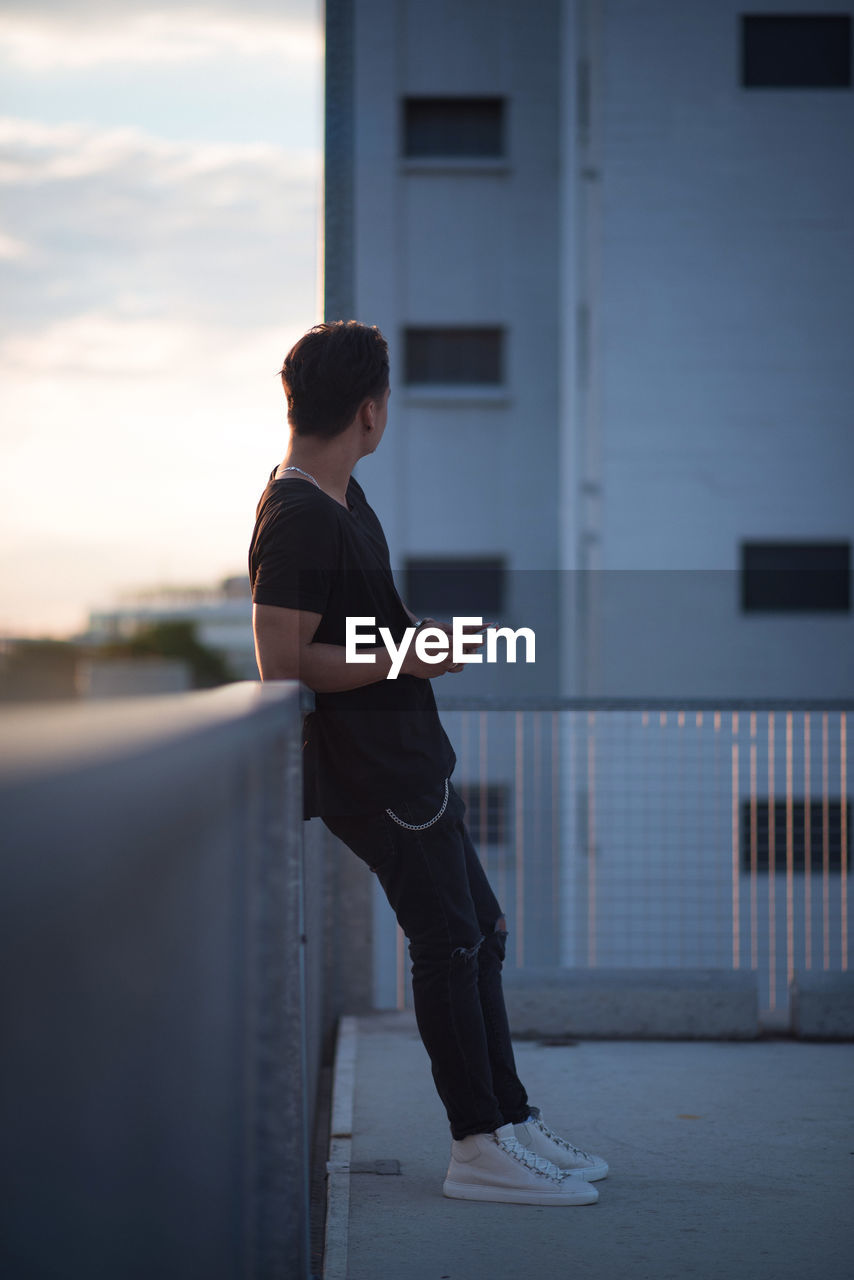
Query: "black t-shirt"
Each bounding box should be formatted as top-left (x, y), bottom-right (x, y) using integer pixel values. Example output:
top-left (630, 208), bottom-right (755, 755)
top-left (248, 467), bottom-right (456, 818)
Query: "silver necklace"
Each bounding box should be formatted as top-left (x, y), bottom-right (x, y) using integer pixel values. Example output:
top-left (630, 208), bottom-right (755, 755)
top-left (277, 463), bottom-right (353, 513)
top-left (277, 464), bottom-right (320, 488)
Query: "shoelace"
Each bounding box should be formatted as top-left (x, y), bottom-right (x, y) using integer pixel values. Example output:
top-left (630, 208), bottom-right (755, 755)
top-left (497, 1134), bottom-right (564, 1181)
top-left (533, 1117), bottom-right (592, 1161)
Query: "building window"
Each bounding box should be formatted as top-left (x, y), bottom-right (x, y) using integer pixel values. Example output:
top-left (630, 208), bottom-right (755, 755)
top-left (740, 541), bottom-right (851, 612)
top-left (741, 14), bottom-right (852, 88)
top-left (741, 799), bottom-right (850, 872)
top-left (403, 97), bottom-right (505, 157)
top-left (461, 783), bottom-right (509, 845)
top-left (404, 557), bottom-right (506, 618)
top-left (404, 327), bottom-right (504, 385)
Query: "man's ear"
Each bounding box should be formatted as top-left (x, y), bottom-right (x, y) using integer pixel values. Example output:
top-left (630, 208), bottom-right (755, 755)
top-left (360, 397), bottom-right (377, 431)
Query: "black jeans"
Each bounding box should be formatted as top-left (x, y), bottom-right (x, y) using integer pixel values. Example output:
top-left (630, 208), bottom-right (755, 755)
top-left (322, 778), bottom-right (530, 1140)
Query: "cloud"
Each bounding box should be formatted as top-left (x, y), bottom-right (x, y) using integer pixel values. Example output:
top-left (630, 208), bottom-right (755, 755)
top-left (0, 308), bottom-right (301, 378)
top-left (0, 116), bottom-right (317, 183)
top-left (0, 0), bottom-right (306, 14)
top-left (1, 310), bottom-right (199, 375)
top-left (0, 3), bottom-right (322, 72)
top-left (0, 229), bottom-right (30, 260)
top-left (0, 117), bottom-right (320, 347)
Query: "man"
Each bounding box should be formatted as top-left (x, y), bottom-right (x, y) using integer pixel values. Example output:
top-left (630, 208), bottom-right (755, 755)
top-left (249, 320), bottom-right (608, 1205)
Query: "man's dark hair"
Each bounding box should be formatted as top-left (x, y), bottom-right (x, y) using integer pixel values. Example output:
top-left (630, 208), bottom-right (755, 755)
top-left (279, 320), bottom-right (389, 439)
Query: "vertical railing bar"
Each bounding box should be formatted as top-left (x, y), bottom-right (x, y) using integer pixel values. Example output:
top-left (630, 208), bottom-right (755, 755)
top-left (478, 710), bottom-right (490, 895)
top-left (804, 714), bottom-right (812, 970)
top-left (696, 711), bottom-right (706, 965)
top-left (678, 708), bottom-right (686, 967)
top-left (460, 710), bottom-right (470, 819)
top-left (532, 710), bottom-right (542, 961)
top-left (713, 710), bottom-right (721, 974)
top-left (750, 714), bottom-right (758, 971)
top-left (627, 711), bottom-right (634, 962)
top-left (786, 712), bottom-right (795, 993)
top-left (731, 726), bottom-right (740, 970)
top-left (645, 706), bottom-right (650, 962)
top-left (823, 713), bottom-right (830, 970)
top-left (567, 709), bottom-right (578, 969)
top-left (551, 711), bottom-right (560, 961)
top-left (768, 713), bottom-right (776, 1011)
top-left (514, 711), bottom-right (525, 967)
top-left (841, 713), bottom-right (848, 970)
top-left (497, 711), bottom-right (508, 947)
top-left (664, 709), bottom-right (671, 972)
top-left (586, 710), bottom-right (597, 967)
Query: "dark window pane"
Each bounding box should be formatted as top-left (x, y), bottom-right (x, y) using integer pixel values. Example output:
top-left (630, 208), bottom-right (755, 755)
top-left (741, 799), bottom-right (850, 872)
top-left (404, 557), bottom-right (505, 617)
top-left (741, 542), bottom-right (851, 612)
top-left (741, 14), bottom-right (852, 87)
top-left (404, 327), bottom-right (503, 384)
top-left (403, 97), bottom-right (505, 157)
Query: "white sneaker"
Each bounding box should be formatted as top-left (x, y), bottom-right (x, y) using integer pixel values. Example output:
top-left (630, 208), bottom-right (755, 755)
top-left (513, 1108), bottom-right (609, 1182)
top-left (442, 1123), bottom-right (599, 1205)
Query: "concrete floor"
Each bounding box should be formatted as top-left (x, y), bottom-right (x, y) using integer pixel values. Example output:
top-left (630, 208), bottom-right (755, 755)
top-left (343, 1012), bottom-right (854, 1280)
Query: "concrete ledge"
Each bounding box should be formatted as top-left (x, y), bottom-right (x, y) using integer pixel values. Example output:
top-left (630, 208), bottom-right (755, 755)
top-left (502, 967), bottom-right (760, 1039)
top-left (791, 971), bottom-right (854, 1040)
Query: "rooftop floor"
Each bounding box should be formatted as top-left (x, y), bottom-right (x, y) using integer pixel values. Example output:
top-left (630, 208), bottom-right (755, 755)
top-left (328, 1011), bottom-right (853, 1280)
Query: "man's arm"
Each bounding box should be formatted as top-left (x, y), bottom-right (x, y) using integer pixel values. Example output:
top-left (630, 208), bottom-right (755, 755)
top-left (253, 603), bottom-right (463, 691)
top-left (253, 603), bottom-right (394, 691)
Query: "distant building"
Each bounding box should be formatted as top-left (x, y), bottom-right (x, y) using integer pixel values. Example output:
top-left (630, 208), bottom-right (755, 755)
top-left (0, 576), bottom-right (256, 703)
top-left (76, 574), bottom-right (259, 683)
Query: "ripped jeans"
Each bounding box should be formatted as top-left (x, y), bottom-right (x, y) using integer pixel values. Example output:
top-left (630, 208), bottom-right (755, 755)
top-left (322, 779), bottom-right (530, 1140)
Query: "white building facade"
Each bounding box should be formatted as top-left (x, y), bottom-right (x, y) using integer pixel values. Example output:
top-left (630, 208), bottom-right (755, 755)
top-left (326, 0), bottom-right (854, 700)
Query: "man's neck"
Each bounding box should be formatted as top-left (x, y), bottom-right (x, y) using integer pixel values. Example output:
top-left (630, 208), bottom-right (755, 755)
top-left (278, 442), bottom-right (356, 508)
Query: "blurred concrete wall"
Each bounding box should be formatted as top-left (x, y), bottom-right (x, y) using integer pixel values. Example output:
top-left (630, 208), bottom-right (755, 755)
top-left (0, 682), bottom-right (372, 1280)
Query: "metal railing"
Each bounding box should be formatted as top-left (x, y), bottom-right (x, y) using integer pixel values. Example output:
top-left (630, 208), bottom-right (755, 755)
top-left (372, 697), bottom-right (852, 1023)
top-left (0, 682), bottom-right (330, 1280)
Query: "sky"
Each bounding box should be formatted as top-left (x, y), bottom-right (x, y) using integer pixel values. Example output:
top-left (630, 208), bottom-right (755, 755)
top-left (0, 0), bottom-right (323, 639)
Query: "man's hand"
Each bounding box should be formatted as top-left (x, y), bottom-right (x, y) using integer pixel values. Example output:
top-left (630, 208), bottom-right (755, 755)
top-left (402, 618), bottom-right (492, 679)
